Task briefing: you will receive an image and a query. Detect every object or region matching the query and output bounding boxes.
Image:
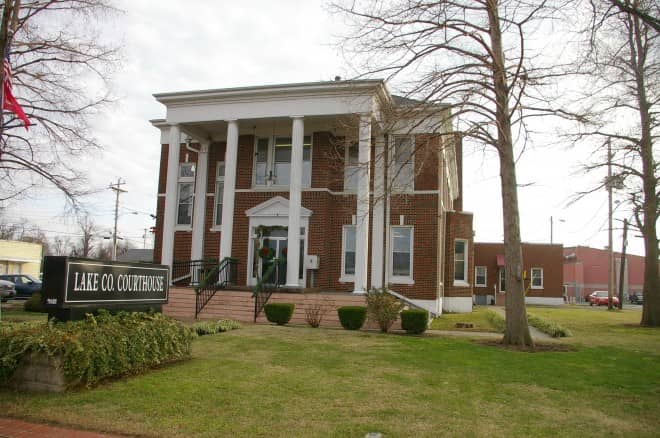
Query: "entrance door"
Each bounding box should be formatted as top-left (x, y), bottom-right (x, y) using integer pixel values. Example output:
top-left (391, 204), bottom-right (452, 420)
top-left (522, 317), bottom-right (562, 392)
top-left (261, 233), bottom-right (288, 286)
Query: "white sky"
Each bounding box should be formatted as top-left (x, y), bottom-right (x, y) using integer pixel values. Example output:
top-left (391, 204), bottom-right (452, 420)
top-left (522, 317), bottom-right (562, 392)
top-left (0, 0), bottom-right (646, 257)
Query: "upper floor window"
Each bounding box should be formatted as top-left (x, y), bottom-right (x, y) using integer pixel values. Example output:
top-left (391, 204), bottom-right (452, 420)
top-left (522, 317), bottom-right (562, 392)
top-left (475, 266), bottom-right (487, 287)
top-left (391, 136), bottom-right (414, 192)
top-left (531, 267), bottom-right (543, 289)
top-left (454, 239), bottom-right (468, 285)
top-left (177, 163), bottom-right (195, 226)
top-left (254, 136), bottom-right (311, 188)
top-left (213, 162), bottom-right (225, 227)
top-left (344, 142), bottom-right (359, 192)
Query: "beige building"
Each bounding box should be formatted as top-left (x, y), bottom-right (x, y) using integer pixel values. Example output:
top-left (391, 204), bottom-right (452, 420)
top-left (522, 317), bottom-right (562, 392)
top-left (0, 240), bottom-right (43, 276)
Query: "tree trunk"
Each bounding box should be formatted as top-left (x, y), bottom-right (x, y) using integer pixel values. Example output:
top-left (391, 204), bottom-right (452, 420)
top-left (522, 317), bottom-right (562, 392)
top-left (487, 0), bottom-right (533, 346)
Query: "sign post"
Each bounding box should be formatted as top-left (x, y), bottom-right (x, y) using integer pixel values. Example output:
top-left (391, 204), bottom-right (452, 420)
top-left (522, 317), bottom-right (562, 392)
top-left (42, 256), bottom-right (169, 322)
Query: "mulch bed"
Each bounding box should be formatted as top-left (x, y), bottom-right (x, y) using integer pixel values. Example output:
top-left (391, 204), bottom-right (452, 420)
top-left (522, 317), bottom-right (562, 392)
top-left (475, 339), bottom-right (577, 352)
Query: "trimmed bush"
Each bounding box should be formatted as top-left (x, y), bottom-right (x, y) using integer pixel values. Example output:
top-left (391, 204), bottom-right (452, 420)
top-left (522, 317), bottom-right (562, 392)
top-left (263, 303), bottom-right (295, 325)
top-left (401, 309), bottom-right (429, 334)
top-left (337, 306), bottom-right (367, 330)
top-left (0, 310), bottom-right (194, 387)
top-left (192, 319), bottom-right (241, 336)
top-left (366, 288), bottom-right (404, 332)
top-left (527, 313), bottom-right (572, 338)
top-left (23, 293), bottom-right (46, 313)
top-left (485, 309), bottom-right (505, 333)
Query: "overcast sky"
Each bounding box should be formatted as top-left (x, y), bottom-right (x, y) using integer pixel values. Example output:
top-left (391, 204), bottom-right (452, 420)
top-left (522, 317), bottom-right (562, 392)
top-left (1, 0), bottom-right (645, 257)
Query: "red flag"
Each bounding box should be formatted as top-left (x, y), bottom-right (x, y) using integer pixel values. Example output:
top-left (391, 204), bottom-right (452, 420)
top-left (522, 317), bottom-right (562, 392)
top-left (2, 52), bottom-right (29, 129)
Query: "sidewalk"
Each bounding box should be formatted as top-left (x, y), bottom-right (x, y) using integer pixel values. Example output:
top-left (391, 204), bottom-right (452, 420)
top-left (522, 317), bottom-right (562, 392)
top-left (0, 417), bottom-right (126, 438)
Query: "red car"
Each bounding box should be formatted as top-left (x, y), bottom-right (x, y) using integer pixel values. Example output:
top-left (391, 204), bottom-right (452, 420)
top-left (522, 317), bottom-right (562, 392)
top-left (588, 291), bottom-right (619, 306)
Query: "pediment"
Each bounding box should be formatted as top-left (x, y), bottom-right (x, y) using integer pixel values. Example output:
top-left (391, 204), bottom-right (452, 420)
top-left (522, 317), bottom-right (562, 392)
top-left (245, 196), bottom-right (312, 218)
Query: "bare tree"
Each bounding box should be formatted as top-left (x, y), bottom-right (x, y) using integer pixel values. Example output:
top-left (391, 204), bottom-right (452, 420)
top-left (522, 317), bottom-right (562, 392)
top-left (571, 0), bottom-right (659, 325)
top-left (51, 235), bottom-right (71, 256)
top-left (605, 0), bottom-right (660, 33)
top-left (332, 0), bottom-right (575, 346)
top-left (0, 0), bottom-right (120, 205)
top-left (70, 213), bottom-right (97, 258)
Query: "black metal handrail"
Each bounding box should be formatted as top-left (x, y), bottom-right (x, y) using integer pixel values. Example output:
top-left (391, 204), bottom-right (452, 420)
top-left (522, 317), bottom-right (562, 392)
top-left (170, 257), bottom-right (238, 318)
top-left (252, 259), bottom-right (283, 322)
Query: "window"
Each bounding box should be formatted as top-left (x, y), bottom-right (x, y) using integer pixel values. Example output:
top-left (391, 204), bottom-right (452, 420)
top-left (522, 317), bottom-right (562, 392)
top-left (344, 142), bottom-right (359, 192)
top-left (391, 136), bottom-right (414, 192)
top-left (254, 136), bottom-right (311, 187)
top-left (391, 226), bottom-right (413, 281)
top-left (475, 266), bottom-right (487, 287)
top-left (454, 239), bottom-right (468, 284)
top-left (531, 267), bottom-right (543, 289)
top-left (177, 163), bottom-right (195, 226)
top-left (213, 162), bottom-right (225, 227)
top-left (342, 225), bottom-right (356, 278)
top-left (499, 269), bottom-right (506, 293)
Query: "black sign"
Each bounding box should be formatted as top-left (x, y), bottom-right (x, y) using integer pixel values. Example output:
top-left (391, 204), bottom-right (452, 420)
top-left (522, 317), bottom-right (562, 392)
top-left (43, 257), bottom-right (169, 307)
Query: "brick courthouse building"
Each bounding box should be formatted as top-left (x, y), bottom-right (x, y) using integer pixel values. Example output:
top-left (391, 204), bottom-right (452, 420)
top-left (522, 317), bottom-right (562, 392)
top-left (151, 80), bottom-right (475, 316)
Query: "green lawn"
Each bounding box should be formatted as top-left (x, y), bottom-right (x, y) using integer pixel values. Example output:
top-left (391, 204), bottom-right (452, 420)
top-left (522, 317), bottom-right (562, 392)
top-left (0, 302), bottom-right (46, 323)
top-left (1, 319), bottom-right (659, 437)
top-left (430, 306), bottom-right (501, 332)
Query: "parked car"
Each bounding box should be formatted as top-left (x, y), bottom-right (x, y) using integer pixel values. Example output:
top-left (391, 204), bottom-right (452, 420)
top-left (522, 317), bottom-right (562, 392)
top-left (588, 290), bottom-right (619, 306)
top-left (0, 274), bottom-right (42, 298)
top-left (629, 293), bottom-right (644, 305)
top-left (0, 279), bottom-right (16, 302)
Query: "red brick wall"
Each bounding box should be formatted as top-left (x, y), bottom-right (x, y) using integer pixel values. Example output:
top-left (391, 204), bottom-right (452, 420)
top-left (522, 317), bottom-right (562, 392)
top-left (444, 211), bottom-right (474, 298)
top-left (414, 134), bottom-right (439, 191)
top-left (474, 242), bottom-right (563, 298)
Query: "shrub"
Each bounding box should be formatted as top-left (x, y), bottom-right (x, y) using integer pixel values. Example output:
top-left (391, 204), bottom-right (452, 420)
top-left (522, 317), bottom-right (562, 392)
top-left (366, 288), bottom-right (404, 332)
top-left (263, 303), bottom-right (295, 325)
top-left (23, 293), bottom-right (46, 313)
top-left (337, 306), bottom-right (367, 330)
top-left (192, 319), bottom-right (241, 336)
top-left (485, 309), bottom-right (505, 333)
top-left (304, 296), bottom-right (333, 328)
top-left (527, 313), bottom-right (572, 338)
top-left (0, 310), bottom-right (194, 387)
top-left (401, 309), bottom-right (429, 334)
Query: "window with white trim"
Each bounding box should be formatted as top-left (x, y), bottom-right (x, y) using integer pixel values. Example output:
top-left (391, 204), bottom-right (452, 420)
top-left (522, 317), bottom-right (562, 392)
top-left (253, 136), bottom-right (312, 187)
top-left (391, 226), bottom-right (413, 281)
top-left (213, 162), bottom-right (225, 227)
top-left (475, 266), bottom-right (487, 287)
top-left (391, 136), bottom-right (414, 192)
top-left (344, 142), bottom-right (359, 192)
top-left (342, 225), bottom-right (356, 278)
top-left (531, 267), bottom-right (543, 289)
top-left (176, 163), bottom-right (195, 226)
top-left (454, 239), bottom-right (468, 284)
top-left (499, 269), bottom-right (506, 293)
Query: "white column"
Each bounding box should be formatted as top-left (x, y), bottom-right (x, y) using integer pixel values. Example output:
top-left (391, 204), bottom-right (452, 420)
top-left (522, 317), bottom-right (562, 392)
top-left (220, 120), bottom-right (239, 260)
top-left (191, 141), bottom-right (209, 261)
top-left (371, 135), bottom-right (385, 289)
top-left (162, 124), bottom-right (181, 278)
top-left (286, 116), bottom-right (304, 287)
top-left (354, 114), bottom-right (372, 294)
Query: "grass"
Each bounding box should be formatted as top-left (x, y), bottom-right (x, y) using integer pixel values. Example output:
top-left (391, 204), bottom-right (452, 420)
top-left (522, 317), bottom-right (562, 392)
top-left (0, 301), bottom-right (46, 323)
top-left (429, 306), bottom-right (501, 332)
top-left (0, 319), bottom-right (658, 437)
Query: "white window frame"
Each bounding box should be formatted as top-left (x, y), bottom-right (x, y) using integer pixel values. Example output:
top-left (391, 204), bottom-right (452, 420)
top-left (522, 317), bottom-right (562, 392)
top-left (453, 239), bottom-right (469, 286)
top-left (343, 141), bottom-right (359, 192)
top-left (176, 162), bottom-right (195, 228)
top-left (252, 135), bottom-right (312, 189)
top-left (340, 225), bottom-right (356, 282)
top-left (212, 162), bottom-right (225, 229)
top-left (531, 267), bottom-right (544, 289)
top-left (475, 266), bottom-right (487, 287)
top-left (390, 135), bottom-right (415, 193)
top-left (389, 226), bottom-right (414, 285)
top-left (499, 269), bottom-right (506, 293)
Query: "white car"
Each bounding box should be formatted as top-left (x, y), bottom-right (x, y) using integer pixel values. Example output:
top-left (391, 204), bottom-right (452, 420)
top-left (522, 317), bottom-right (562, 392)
top-left (0, 279), bottom-right (16, 302)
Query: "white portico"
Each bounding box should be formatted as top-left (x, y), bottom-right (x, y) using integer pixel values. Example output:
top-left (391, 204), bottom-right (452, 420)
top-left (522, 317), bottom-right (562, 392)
top-left (153, 80), bottom-right (391, 293)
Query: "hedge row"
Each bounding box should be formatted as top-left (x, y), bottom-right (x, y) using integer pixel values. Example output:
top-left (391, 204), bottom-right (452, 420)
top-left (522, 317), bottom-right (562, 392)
top-left (192, 319), bottom-right (241, 336)
top-left (0, 310), bottom-right (194, 387)
top-left (527, 313), bottom-right (572, 338)
top-left (485, 309), bottom-right (506, 333)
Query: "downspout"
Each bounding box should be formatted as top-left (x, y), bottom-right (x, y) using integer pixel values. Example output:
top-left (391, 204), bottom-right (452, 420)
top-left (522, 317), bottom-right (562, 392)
top-left (382, 134), bottom-right (389, 287)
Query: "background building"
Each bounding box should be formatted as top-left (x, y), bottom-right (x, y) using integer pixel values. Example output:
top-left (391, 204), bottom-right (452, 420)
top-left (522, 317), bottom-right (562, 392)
top-left (0, 240), bottom-right (43, 277)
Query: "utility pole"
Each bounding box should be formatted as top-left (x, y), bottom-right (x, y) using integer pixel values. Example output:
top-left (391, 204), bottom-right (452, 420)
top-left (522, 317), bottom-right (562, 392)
top-left (607, 140), bottom-right (615, 310)
top-left (109, 178), bottom-right (127, 261)
top-left (618, 219), bottom-right (628, 310)
top-left (143, 228), bottom-right (148, 249)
